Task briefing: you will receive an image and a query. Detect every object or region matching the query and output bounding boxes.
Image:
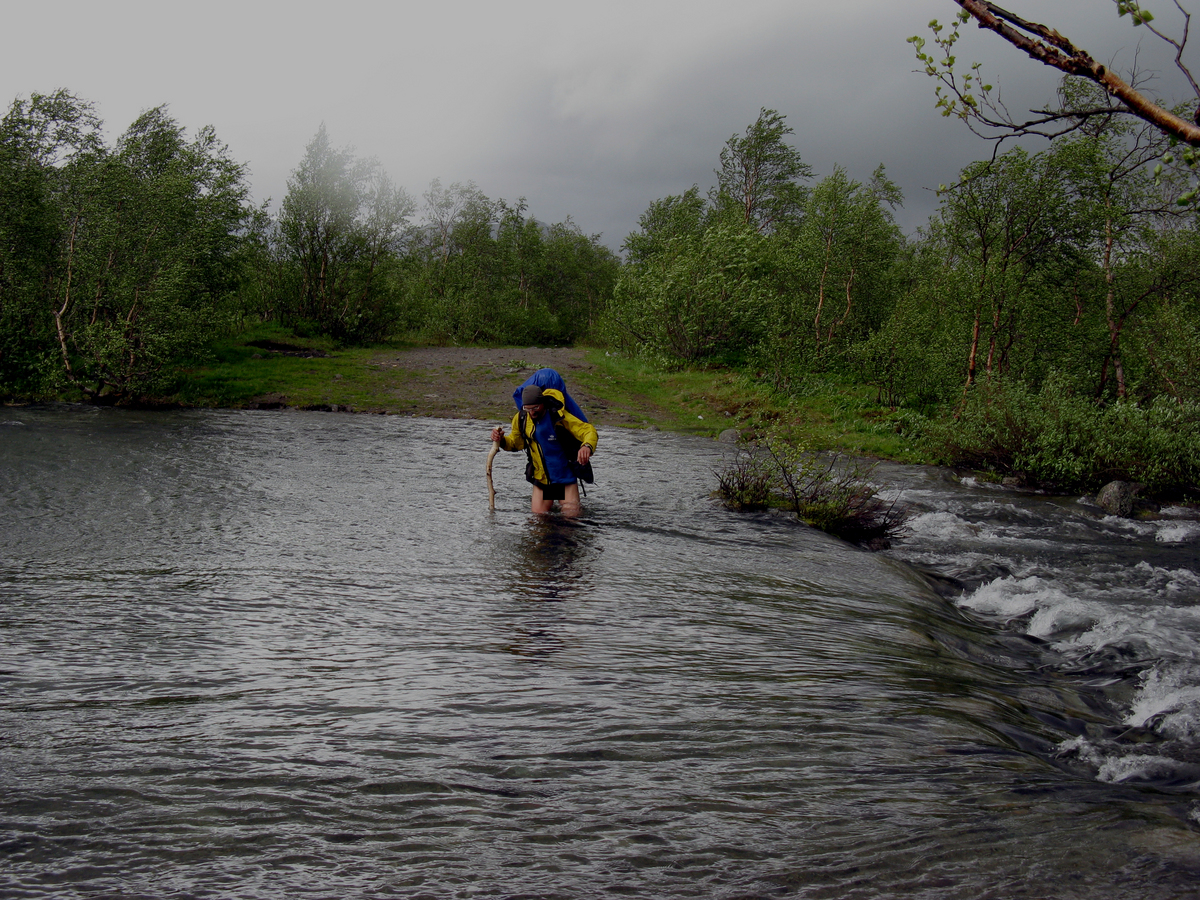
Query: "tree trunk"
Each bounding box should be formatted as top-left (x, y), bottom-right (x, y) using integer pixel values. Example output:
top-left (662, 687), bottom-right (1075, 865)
top-left (1100, 202), bottom-right (1127, 399)
top-left (813, 228), bottom-right (835, 343)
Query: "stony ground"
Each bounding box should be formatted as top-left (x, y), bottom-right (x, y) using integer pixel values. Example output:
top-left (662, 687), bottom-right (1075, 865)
top-left (362, 346), bottom-right (651, 427)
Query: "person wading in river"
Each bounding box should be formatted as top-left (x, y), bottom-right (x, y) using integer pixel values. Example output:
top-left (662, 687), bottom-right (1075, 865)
top-left (490, 384), bottom-right (597, 516)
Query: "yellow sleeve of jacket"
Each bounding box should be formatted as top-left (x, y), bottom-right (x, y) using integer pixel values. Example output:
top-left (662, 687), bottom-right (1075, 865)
top-left (500, 411), bottom-right (526, 452)
top-left (560, 412), bottom-right (598, 452)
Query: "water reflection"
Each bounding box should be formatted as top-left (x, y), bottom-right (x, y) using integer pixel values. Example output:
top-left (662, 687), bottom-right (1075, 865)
top-left (501, 624), bottom-right (569, 659)
top-left (504, 515), bottom-right (597, 603)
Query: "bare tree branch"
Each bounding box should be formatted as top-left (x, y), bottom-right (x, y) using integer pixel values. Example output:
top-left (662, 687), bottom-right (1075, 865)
top-left (952, 0), bottom-right (1200, 145)
top-left (1135, 0), bottom-right (1200, 102)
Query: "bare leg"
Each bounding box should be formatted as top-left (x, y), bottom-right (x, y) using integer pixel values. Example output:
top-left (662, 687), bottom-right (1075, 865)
top-left (530, 485), bottom-right (554, 515)
top-left (559, 483), bottom-right (582, 517)
top-left (530, 484), bottom-right (581, 516)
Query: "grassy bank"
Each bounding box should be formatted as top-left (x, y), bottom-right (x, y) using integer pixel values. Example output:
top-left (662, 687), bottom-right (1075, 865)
top-left (154, 324), bottom-right (924, 463)
top-left (171, 324), bottom-right (403, 411)
top-left (566, 353), bottom-right (923, 461)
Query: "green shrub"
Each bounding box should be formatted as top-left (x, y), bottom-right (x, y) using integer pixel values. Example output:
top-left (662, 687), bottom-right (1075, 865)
top-left (714, 445), bottom-right (773, 511)
top-left (923, 373), bottom-right (1200, 495)
top-left (716, 429), bottom-right (908, 546)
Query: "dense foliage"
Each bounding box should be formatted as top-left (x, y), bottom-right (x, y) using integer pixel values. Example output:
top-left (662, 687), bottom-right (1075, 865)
top-left (923, 375), bottom-right (1200, 494)
top-left (246, 145), bottom-right (621, 348)
top-left (605, 111), bottom-right (906, 387)
top-left (0, 91), bottom-right (251, 402)
top-left (0, 96), bottom-right (619, 402)
top-left (2, 92), bottom-right (1197, 494)
top-left (609, 107), bottom-right (1200, 494)
top-left (398, 184), bottom-right (620, 346)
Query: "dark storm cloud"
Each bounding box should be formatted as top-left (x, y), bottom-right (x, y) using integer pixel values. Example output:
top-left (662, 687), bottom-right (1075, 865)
top-left (2, 1), bottom-right (1192, 248)
top-left (401, 0), bottom-right (1187, 245)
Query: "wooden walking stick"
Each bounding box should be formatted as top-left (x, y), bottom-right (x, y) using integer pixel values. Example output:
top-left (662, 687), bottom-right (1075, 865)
top-left (486, 439), bottom-right (500, 510)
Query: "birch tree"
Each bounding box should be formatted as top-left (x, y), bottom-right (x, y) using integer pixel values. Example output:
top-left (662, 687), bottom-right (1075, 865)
top-left (278, 125), bottom-right (414, 341)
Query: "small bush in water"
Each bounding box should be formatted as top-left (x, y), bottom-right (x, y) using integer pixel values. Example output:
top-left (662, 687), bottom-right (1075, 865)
top-left (717, 429), bottom-right (908, 547)
top-left (714, 446), bottom-right (774, 511)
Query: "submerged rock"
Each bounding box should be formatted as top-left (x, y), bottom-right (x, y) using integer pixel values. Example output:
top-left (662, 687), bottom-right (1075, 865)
top-left (247, 393), bottom-right (288, 410)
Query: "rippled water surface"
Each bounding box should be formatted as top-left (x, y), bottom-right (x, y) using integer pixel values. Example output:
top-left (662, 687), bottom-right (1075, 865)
top-left (3, 406), bottom-right (1200, 898)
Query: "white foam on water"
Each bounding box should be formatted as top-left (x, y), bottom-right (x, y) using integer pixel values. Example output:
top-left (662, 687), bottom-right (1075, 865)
top-left (958, 575), bottom-right (1066, 620)
top-left (1057, 735), bottom-right (1103, 767)
top-left (1132, 561), bottom-right (1200, 599)
top-left (1057, 737), bottom-right (1196, 786)
top-left (1097, 752), bottom-right (1191, 784)
top-left (1096, 514), bottom-right (1160, 538)
top-left (903, 510), bottom-right (1060, 557)
top-left (1126, 668), bottom-right (1200, 740)
top-left (976, 499), bottom-right (1039, 517)
top-left (961, 572), bottom-right (1200, 674)
top-left (1027, 597), bottom-right (1099, 639)
top-left (1156, 520), bottom-right (1200, 544)
top-left (1049, 597), bottom-right (1200, 663)
top-left (887, 464), bottom-right (1200, 801)
top-left (905, 510), bottom-right (980, 542)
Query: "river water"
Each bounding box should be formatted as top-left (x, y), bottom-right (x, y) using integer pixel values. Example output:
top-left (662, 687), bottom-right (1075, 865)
top-left (2, 405), bottom-right (1199, 898)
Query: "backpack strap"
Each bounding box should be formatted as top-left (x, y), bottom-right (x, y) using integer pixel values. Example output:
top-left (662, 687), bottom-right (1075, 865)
top-left (518, 410), bottom-right (542, 487)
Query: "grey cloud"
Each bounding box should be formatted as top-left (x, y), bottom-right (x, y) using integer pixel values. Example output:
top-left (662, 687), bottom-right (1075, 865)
top-left (2, 1), bottom-right (1188, 248)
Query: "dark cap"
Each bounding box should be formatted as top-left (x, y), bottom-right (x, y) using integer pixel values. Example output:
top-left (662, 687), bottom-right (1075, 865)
top-left (521, 385), bottom-right (544, 406)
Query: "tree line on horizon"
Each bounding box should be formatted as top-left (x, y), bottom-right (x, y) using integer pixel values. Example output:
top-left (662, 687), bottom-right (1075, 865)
top-left (0, 92), bottom-right (619, 405)
top-left (1, 90), bottom-right (1198, 492)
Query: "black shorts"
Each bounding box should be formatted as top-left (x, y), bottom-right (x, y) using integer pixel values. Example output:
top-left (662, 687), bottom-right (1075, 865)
top-left (539, 482), bottom-right (573, 501)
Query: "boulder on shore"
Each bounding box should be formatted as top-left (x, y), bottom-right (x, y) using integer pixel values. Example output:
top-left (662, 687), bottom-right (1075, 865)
top-left (1097, 480), bottom-right (1142, 517)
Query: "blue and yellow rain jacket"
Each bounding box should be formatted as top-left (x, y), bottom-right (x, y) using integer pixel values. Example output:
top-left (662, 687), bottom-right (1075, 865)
top-left (499, 387), bottom-right (598, 487)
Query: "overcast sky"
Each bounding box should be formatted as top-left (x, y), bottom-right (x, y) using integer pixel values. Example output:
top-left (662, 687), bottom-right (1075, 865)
top-left (3, 1), bottom-right (1194, 248)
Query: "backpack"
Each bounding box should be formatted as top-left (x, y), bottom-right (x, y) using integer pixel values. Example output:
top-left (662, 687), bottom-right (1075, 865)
top-left (512, 368), bottom-right (587, 421)
top-left (518, 400), bottom-right (594, 487)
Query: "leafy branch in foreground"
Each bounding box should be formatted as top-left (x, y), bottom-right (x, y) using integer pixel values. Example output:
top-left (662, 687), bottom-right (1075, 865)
top-left (911, 1), bottom-right (1200, 147)
top-left (716, 431), bottom-right (908, 547)
top-left (910, 2), bottom-right (1200, 204)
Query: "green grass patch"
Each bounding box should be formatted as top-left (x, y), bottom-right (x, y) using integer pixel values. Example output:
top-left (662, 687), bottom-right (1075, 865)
top-left (166, 327), bottom-right (928, 466)
top-left (577, 350), bottom-right (925, 461)
top-left (572, 351), bottom-right (743, 435)
top-left (172, 323), bottom-right (414, 410)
